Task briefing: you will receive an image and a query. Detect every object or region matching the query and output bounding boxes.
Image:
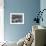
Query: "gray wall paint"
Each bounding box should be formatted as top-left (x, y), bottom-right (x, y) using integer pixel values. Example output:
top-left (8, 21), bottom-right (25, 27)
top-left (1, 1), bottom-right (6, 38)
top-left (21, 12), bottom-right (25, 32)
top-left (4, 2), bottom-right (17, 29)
top-left (4, 0), bottom-right (40, 42)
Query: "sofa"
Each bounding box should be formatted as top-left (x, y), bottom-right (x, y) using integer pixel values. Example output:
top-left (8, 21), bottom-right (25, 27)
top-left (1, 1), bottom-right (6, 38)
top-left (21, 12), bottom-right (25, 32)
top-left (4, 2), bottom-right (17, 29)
top-left (32, 25), bottom-right (46, 46)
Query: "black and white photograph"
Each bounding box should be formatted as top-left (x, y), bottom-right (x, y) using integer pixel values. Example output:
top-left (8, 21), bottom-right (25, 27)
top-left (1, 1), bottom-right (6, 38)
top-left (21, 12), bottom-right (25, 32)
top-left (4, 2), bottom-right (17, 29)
top-left (10, 13), bottom-right (24, 24)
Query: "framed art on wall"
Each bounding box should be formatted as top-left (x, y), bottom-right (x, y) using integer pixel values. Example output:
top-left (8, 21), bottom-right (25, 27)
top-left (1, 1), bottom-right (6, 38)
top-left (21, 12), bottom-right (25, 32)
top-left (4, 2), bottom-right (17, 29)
top-left (10, 13), bottom-right (24, 24)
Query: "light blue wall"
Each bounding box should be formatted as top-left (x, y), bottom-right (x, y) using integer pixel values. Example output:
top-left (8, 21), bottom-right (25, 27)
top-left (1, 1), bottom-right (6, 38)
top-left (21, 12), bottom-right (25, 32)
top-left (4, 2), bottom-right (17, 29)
top-left (4, 0), bottom-right (40, 42)
top-left (40, 0), bottom-right (46, 27)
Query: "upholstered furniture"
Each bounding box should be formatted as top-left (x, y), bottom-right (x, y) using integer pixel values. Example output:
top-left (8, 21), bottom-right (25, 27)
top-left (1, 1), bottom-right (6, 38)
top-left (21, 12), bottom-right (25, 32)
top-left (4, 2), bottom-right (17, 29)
top-left (31, 25), bottom-right (46, 46)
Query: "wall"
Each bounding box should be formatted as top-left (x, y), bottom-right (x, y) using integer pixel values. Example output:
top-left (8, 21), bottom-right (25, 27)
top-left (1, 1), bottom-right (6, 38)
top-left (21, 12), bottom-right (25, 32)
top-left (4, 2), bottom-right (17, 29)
top-left (0, 0), bottom-right (4, 42)
top-left (40, 0), bottom-right (46, 27)
top-left (4, 0), bottom-right (40, 42)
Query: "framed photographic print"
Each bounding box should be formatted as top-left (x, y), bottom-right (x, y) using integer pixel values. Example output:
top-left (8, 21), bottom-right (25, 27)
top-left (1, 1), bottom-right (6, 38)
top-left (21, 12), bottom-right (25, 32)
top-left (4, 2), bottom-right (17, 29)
top-left (10, 13), bottom-right (24, 24)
